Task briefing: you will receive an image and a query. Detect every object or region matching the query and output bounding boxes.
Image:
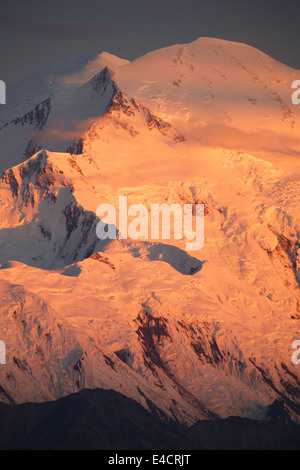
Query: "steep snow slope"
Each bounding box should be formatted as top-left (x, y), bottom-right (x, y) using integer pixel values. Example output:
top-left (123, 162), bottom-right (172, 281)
top-left (0, 53), bottom-right (130, 171)
top-left (0, 38), bottom-right (299, 425)
top-left (116, 37), bottom-right (300, 156)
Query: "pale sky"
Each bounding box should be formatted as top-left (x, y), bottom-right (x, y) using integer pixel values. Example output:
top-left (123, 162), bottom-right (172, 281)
top-left (0, 0), bottom-right (299, 88)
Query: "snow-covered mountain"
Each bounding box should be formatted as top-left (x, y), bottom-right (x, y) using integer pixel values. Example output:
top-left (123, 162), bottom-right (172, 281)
top-left (0, 38), bottom-right (299, 425)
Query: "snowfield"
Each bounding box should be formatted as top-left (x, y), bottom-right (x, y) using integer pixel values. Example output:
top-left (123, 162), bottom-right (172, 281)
top-left (0, 38), bottom-right (299, 425)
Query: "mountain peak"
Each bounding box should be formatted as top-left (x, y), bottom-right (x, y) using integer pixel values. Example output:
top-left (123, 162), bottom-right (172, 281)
top-left (98, 51), bottom-right (130, 66)
top-left (60, 51), bottom-right (129, 85)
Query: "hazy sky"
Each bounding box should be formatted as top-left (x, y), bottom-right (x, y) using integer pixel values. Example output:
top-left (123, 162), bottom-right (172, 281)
top-left (0, 0), bottom-right (299, 88)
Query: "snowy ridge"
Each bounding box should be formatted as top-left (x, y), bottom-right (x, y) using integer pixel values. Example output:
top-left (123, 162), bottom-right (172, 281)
top-left (0, 65), bottom-right (184, 173)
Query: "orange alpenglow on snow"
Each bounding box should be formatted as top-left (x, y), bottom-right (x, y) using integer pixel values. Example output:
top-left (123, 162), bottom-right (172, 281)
top-left (0, 38), bottom-right (299, 425)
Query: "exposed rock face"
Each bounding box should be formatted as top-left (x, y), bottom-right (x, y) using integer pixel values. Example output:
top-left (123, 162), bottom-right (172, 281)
top-left (0, 151), bottom-right (107, 269)
top-left (10, 98), bottom-right (52, 130)
top-left (67, 84), bottom-right (186, 154)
